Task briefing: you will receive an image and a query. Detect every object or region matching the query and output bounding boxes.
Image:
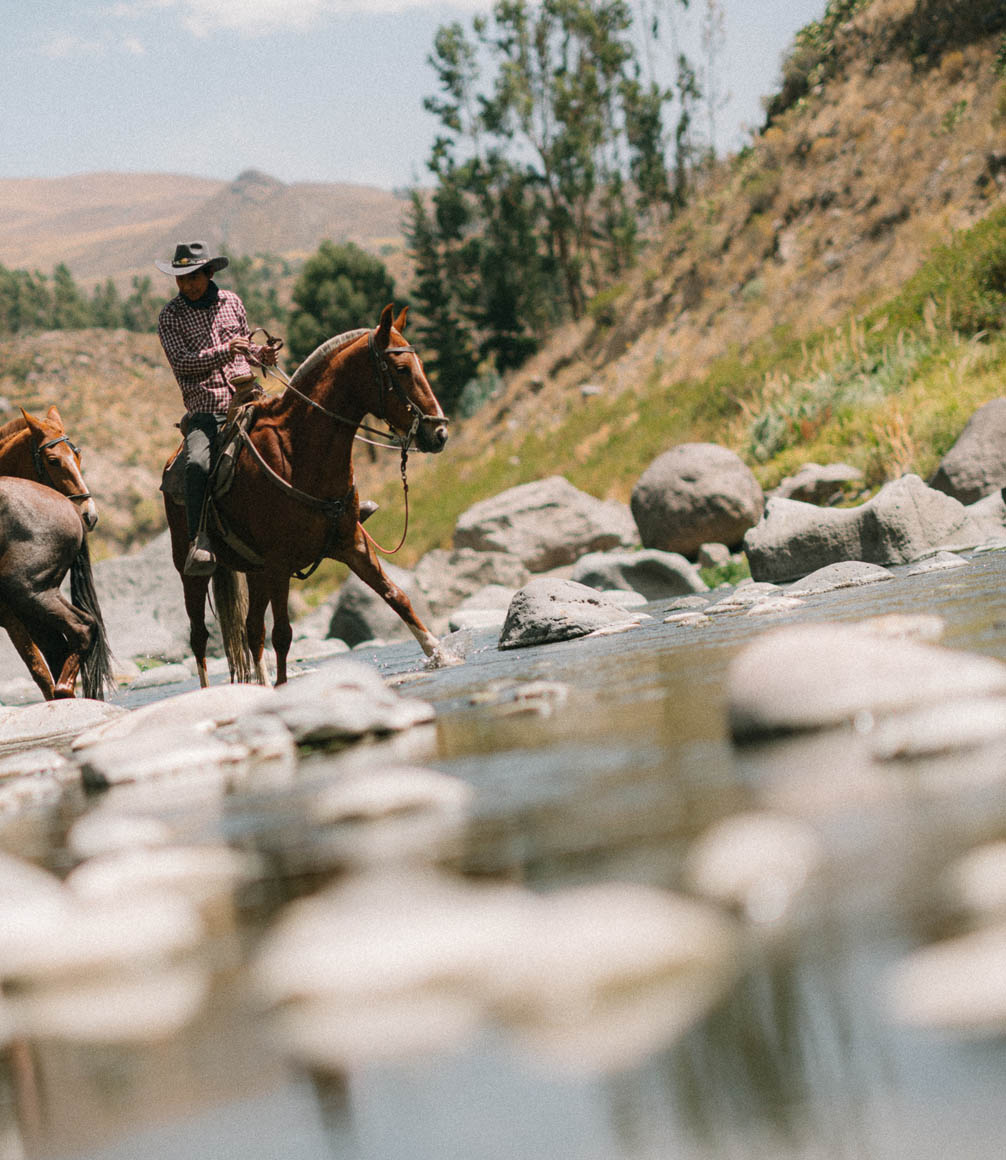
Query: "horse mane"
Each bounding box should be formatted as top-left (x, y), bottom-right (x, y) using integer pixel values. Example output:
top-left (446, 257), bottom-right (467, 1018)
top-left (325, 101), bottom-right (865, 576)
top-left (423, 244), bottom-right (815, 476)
top-left (0, 415), bottom-right (28, 443)
top-left (288, 329), bottom-right (370, 389)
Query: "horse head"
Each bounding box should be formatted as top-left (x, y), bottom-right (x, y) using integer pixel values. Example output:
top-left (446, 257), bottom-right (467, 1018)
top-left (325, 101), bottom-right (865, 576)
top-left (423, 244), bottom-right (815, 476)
top-left (21, 406), bottom-right (99, 531)
top-left (370, 305), bottom-right (449, 455)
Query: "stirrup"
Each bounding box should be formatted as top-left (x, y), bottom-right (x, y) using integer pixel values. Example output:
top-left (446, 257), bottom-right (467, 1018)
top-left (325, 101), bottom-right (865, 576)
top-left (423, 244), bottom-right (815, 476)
top-left (359, 500), bottom-right (379, 524)
top-left (184, 532), bottom-right (217, 577)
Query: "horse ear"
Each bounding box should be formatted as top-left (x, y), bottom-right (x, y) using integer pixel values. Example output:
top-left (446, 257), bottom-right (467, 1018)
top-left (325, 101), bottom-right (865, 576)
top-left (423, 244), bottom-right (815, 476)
top-left (20, 408), bottom-right (40, 433)
top-left (47, 404), bottom-right (62, 425)
top-left (376, 304), bottom-right (394, 349)
top-left (393, 306), bottom-right (409, 333)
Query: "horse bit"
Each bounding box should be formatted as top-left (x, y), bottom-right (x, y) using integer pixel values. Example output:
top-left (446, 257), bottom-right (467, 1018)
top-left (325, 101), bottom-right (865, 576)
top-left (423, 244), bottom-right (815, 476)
top-left (32, 435), bottom-right (91, 502)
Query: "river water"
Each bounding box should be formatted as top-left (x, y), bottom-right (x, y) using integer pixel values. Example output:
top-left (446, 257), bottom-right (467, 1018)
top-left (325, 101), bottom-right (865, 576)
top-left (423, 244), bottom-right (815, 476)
top-left (2, 551), bottom-right (1006, 1160)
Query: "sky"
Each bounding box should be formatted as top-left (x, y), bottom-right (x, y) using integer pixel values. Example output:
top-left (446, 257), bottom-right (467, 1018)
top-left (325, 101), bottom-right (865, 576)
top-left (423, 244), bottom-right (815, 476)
top-left (1, 0), bottom-right (829, 191)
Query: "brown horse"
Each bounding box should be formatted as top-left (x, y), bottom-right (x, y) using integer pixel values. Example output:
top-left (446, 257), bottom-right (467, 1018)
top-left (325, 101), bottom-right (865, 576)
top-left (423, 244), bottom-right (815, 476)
top-left (0, 478), bottom-right (113, 699)
top-left (163, 305), bottom-right (449, 686)
top-left (0, 406), bottom-right (98, 531)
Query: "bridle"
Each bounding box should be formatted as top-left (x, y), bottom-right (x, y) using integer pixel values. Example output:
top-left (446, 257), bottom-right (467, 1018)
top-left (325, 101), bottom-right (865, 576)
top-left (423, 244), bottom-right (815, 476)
top-left (31, 434), bottom-right (92, 502)
top-left (250, 326), bottom-right (449, 453)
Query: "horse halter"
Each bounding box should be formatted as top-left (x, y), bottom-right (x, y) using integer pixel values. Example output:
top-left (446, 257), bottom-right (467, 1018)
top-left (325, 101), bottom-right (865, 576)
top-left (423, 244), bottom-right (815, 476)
top-left (31, 434), bottom-right (91, 502)
top-left (366, 330), bottom-right (448, 449)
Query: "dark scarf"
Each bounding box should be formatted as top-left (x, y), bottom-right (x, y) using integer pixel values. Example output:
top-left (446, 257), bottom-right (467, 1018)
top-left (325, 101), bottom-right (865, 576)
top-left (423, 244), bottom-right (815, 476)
top-left (184, 280), bottom-right (220, 310)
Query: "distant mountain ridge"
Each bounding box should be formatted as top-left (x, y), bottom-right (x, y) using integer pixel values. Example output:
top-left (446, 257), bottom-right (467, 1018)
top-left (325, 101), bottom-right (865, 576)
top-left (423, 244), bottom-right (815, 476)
top-left (0, 169), bottom-right (410, 290)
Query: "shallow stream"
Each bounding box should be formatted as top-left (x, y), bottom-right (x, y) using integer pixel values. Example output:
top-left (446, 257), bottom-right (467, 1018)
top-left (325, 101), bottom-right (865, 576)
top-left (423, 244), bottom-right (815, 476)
top-left (2, 551), bottom-right (1006, 1160)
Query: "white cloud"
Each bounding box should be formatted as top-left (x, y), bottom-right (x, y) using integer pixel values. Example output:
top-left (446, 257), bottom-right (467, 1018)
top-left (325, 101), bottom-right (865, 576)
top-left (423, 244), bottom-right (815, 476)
top-left (120, 35), bottom-right (146, 54)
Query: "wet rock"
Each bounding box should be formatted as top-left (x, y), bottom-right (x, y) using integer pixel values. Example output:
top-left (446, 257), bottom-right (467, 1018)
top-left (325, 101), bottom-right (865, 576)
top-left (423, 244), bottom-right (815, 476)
top-left (663, 611), bottom-right (710, 627)
top-left (929, 397), bottom-right (1006, 504)
top-left (705, 582), bottom-right (780, 614)
top-left (308, 766), bottom-right (473, 867)
top-left (498, 578), bottom-right (647, 650)
top-left (744, 475), bottom-right (985, 583)
top-left (631, 443), bottom-right (764, 556)
top-left (454, 476), bottom-right (639, 572)
top-left (0, 887), bottom-right (202, 982)
top-left (65, 844), bottom-right (258, 911)
top-left (684, 811), bottom-right (824, 923)
top-left (904, 550), bottom-right (970, 576)
top-left (886, 924), bottom-right (1006, 1033)
top-left (414, 548), bottom-right (530, 624)
top-left (488, 883), bottom-right (740, 1075)
top-left (869, 697), bottom-right (1006, 760)
top-left (327, 563), bottom-right (433, 648)
top-left (71, 683), bottom-right (277, 751)
top-left (67, 810), bottom-right (175, 858)
top-left (0, 700), bottom-right (127, 758)
top-left (772, 461), bottom-right (863, 504)
top-left (267, 660), bottom-right (435, 745)
top-left (77, 727), bottom-right (245, 790)
top-left (570, 548), bottom-right (707, 600)
top-left (745, 595), bottom-right (806, 617)
top-left (7, 962), bottom-right (210, 1044)
top-left (727, 623), bottom-right (1006, 742)
top-left (787, 561), bottom-right (895, 595)
top-left (215, 712), bottom-right (299, 787)
top-left (0, 747), bottom-right (70, 781)
top-left (254, 870), bottom-right (527, 1066)
top-left (469, 678), bottom-right (570, 717)
top-left (966, 489), bottom-right (1006, 542)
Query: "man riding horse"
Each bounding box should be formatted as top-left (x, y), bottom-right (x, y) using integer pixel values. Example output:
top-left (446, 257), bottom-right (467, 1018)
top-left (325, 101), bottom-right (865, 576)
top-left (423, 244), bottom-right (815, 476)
top-left (155, 240), bottom-right (280, 576)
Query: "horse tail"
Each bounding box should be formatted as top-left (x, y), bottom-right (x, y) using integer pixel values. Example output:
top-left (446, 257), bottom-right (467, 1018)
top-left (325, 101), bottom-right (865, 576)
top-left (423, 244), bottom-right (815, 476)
top-left (69, 536), bottom-right (115, 700)
top-left (211, 565), bottom-right (253, 683)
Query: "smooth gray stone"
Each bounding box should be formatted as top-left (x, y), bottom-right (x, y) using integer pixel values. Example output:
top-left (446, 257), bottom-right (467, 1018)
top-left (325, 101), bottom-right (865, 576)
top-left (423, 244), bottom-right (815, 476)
top-left (498, 578), bottom-right (643, 650)
top-left (727, 623), bottom-right (1006, 741)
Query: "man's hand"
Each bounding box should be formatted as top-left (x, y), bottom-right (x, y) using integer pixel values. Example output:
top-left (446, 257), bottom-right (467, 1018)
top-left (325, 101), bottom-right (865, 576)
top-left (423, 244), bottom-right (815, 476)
top-left (228, 336), bottom-right (252, 357)
top-left (260, 344), bottom-right (279, 366)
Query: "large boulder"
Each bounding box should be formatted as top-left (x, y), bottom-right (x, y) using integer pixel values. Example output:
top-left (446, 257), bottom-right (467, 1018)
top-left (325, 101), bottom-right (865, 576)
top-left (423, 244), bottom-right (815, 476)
top-left (630, 444), bottom-right (764, 557)
top-left (414, 548), bottom-right (530, 624)
top-left (570, 549), bottom-right (707, 600)
top-left (929, 398), bottom-right (1006, 504)
top-left (498, 578), bottom-right (645, 650)
top-left (743, 475), bottom-right (987, 583)
top-left (453, 477), bottom-right (638, 572)
top-left (327, 563), bottom-right (432, 647)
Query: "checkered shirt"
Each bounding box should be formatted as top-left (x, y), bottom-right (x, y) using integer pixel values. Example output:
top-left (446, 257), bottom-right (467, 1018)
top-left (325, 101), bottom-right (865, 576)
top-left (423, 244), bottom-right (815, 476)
top-left (157, 287), bottom-right (264, 415)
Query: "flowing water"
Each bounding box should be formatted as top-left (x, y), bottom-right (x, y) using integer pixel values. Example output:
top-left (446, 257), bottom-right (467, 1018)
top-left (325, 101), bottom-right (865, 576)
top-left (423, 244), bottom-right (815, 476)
top-left (2, 551), bottom-right (1006, 1160)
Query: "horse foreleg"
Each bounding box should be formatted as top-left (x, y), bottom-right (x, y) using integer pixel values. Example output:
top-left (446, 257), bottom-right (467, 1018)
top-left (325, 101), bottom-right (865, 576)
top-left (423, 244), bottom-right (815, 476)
top-left (336, 531), bottom-right (439, 658)
top-left (0, 609), bottom-right (56, 700)
top-left (244, 575), bottom-right (271, 685)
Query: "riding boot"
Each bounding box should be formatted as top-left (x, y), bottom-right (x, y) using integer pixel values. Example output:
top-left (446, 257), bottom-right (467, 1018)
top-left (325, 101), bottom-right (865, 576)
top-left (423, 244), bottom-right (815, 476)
top-left (359, 500), bottom-right (379, 524)
top-left (184, 530), bottom-right (216, 577)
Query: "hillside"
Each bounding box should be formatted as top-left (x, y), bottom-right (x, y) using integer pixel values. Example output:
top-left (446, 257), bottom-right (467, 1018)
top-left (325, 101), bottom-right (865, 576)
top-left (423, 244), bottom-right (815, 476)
top-left (0, 169), bottom-right (410, 291)
top-left (1, 0), bottom-right (1005, 579)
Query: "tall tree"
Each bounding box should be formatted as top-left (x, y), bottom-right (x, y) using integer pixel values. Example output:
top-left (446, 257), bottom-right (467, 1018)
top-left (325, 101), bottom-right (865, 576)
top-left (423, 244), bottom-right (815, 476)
top-left (286, 241), bottom-right (397, 365)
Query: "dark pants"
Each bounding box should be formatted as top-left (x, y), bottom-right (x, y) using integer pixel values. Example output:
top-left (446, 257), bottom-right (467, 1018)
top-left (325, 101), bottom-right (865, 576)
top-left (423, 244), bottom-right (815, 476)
top-left (183, 412), bottom-right (224, 538)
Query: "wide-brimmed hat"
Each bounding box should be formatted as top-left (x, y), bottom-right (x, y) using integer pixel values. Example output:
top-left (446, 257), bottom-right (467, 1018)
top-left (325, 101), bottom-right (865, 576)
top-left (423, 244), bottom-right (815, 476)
top-left (155, 240), bottom-right (228, 277)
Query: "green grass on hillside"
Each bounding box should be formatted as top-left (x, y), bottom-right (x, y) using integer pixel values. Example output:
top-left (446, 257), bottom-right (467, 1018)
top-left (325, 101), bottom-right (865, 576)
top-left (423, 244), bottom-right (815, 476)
top-left (299, 203), bottom-right (1006, 599)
